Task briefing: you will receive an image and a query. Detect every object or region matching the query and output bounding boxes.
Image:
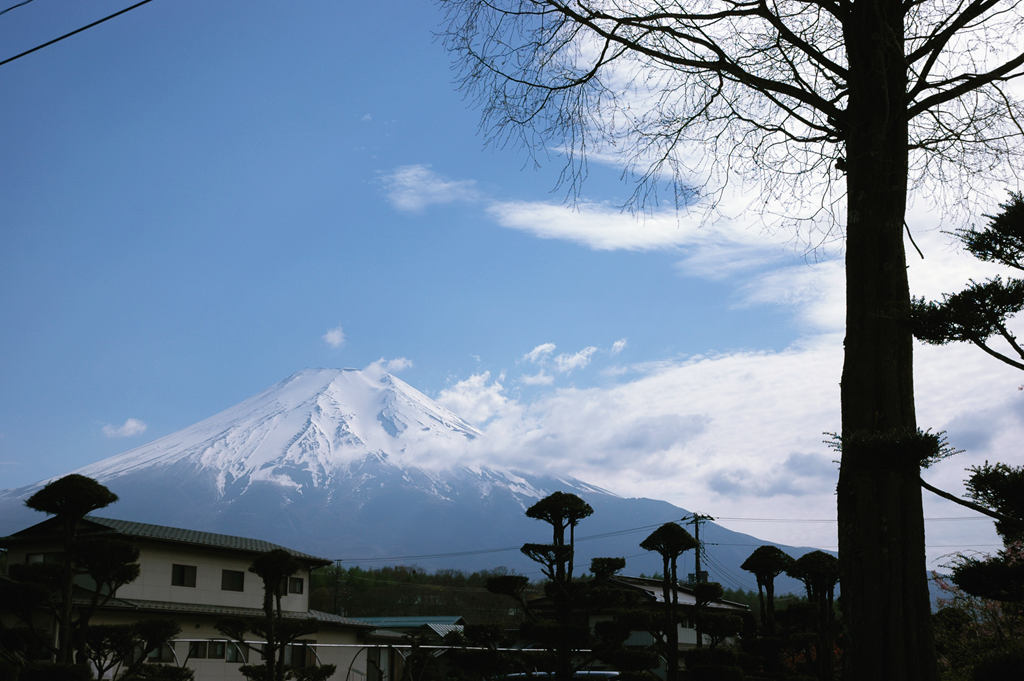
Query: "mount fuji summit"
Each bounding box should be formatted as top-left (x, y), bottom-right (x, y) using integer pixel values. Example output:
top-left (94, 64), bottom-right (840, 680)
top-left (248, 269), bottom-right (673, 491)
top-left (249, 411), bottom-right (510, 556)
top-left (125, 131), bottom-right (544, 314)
top-left (0, 368), bottom-right (817, 590)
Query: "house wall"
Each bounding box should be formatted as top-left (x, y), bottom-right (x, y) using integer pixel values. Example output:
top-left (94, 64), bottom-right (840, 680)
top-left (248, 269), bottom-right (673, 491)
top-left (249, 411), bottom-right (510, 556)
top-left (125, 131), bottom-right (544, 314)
top-left (91, 610), bottom-right (367, 681)
top-left (117, 543), bottom-right (310, 612)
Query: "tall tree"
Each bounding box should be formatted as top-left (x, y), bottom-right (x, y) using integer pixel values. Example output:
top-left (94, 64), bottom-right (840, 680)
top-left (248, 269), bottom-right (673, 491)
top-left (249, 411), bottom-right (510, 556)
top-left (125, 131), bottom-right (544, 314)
top-left (525, 491), bottom-right (594, 583)
top-left (640, 522), bottom-right (696, 681)
top-left (440, 2), bottom-right (1024, 677)
top-left (218, 549), bottom-right (332, 681)
top-left (24, 474), bottom-right (118, 665)
top-left (741, 545), bottom-right (794, 635)
top-left (786, 551), bottom-right (840, 681)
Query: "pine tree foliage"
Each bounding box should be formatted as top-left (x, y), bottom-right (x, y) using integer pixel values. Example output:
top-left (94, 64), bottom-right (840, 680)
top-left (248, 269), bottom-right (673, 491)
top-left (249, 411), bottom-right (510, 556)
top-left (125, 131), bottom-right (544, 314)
top-left (912, 193), bottom-right (1024, 370)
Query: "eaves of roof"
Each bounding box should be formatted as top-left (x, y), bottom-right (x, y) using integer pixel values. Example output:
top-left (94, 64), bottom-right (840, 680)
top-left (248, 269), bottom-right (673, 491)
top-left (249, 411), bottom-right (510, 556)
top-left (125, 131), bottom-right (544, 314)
top-left (97, 596), bottom-right (373, 629)
top-left (1, 516), bottom-right (331, 567)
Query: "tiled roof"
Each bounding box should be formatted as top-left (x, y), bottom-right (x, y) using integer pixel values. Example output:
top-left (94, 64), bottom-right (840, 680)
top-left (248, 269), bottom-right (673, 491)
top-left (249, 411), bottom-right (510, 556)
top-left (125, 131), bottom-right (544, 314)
top-left (101, 597), bottom-right (372, 628)
top-left (611, 575), bottom-right (748, 611)
top-left (83, 517), bottom-right (331, 566)
top-left (0, 515), bottom-right (330, 566)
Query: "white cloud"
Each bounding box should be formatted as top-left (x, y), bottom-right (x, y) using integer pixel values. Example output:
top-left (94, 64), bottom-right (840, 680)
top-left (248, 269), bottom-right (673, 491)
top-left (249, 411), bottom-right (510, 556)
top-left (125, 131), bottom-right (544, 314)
top-left (436, 372), bottom-right (509, 425)
top-left (102, 418), bottom-right (148, 438)
top-left (611, 338), bottom-right (627, 355)
top-left (452, 328), bottom-right (1022, 568)
top-left (322, 325), bottom-right (346, 348)
top-left (364, 357), bottom-right (413, 375)
top-left (523, 342), bottom-right (557, 363)
top-left (520, 370), bottom-right (554, 386)
top-left (383, 165), bottom-right (479, 213)
top-left (554, 346), bottom-right (598, 373)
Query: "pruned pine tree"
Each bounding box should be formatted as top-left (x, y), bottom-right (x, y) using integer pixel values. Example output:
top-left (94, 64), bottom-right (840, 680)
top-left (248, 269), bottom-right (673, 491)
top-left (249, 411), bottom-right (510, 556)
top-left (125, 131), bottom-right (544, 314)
top-left (639, 522), bottom-right (696, 681)
top-left (786, 551), bottom-right (840, 681)
top-left (440, 2), bottom-right (1024, 677)
top-left (217, 549), bottom-right (334, 681)
top-left (740, 545), bottom-right (794, 635)
top-left (912, 193), bottom-right (1024, 371)
top-left (23, 474), bottom-right (119, 666)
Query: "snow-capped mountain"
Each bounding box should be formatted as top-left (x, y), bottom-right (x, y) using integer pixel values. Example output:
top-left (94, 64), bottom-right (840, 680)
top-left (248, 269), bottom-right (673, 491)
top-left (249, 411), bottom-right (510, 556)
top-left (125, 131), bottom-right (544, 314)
top-left (0, 368), bottom-right (817, 592)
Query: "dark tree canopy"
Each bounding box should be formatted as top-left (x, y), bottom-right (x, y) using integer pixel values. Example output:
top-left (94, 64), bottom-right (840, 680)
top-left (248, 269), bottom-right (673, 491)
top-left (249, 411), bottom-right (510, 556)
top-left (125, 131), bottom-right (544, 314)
top-left (25, 474), bottom-right (118, 520)
top-left (740, 545), bottom-right (794, 580)
top-left (639, 522), bottom-right (697, 559)
top-left (525, 492), bottom-right (594, 541)
top-left (912, 193), bottom-right (1024, 370)
top-left (741, 545), bottom-right (795, 634)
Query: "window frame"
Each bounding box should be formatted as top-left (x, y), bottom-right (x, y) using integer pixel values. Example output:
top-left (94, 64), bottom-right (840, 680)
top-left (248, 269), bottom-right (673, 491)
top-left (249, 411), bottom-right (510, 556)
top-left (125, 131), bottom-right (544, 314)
top-left (220, 569), bottom-right (245, 592)
top-left (171, 563), bottom-right (197, 588)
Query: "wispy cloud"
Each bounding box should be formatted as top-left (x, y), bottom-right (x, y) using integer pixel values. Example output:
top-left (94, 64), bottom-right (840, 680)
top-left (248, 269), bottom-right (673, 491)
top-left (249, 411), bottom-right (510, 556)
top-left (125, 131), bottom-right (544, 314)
top-left (365, 357), bottom-right (414, 375)
top-left (523, 342), bottom-right (557, 363)
top-left (103, 418), bottom-right (148, 438)
top-left (610, 338), bottom-right (627, 355)
top-left (554, 346), bottom-right (598, 373)
top-left (520, 370), bottom-right (554, 386)
top-left (322, 325), bottom-right (346, 348)
top-left (383, 165), bottom-right (479, 213)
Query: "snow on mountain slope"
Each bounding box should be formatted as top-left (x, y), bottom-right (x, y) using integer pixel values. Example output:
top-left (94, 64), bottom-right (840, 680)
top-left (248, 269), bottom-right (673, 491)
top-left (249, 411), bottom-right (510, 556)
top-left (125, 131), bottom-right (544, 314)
top-left (73, 368), bottom-right (483, 496)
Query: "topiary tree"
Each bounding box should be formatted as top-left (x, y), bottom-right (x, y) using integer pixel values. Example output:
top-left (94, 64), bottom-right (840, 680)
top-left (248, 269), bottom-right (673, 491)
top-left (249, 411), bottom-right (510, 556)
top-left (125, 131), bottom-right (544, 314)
top-left (525, 491), bottom-right (594, 583)
top-left (786, 551), bottom-right (840, 681)
top-left (23, 474), bottom-right (119, 666)
top-left (740, 545), bottom-right (795, 635)
top-left (640, 522), bottom-right (696, 681)
top-left (217, 549), bottom-right (334, 681)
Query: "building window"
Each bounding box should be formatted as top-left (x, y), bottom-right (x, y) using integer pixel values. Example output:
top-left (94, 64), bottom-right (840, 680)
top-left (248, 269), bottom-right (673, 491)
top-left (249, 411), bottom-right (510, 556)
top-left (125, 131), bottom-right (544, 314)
top-left (221, 569), bottom-right (244, 592)
top-left (26, 552), bottom-right (61, 564)
top-left (189, 640), bottom-right (225, 660)
top-left (147, 642), bottom-right (176, 663)
top-left (283, 641), bottom-right (314, 668)
top-left (288, 577), bottom-right (304, 594)
top-left (226, 642), bottom-right (249, 663)
top-left (171, 564), bottom-right (196, 587)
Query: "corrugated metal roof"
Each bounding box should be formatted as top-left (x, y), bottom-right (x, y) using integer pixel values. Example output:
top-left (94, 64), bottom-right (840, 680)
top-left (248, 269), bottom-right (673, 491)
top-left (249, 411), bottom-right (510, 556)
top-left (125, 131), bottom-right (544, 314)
top-left (358, 616), bottom-right (466, 628)
top-left (425, 623), bottom-right (464, 638)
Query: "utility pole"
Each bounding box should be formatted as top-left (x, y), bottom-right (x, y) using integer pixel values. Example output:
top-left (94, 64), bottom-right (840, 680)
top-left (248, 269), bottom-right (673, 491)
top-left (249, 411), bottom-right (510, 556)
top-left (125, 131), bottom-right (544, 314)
top-left (684, 513), bottom-right (714, 649)
top-left (684, 513), bottom-right (714, 584)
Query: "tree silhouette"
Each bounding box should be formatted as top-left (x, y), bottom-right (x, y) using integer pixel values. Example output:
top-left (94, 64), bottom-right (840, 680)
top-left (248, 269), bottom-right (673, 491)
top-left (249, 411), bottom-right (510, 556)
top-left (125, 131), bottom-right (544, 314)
top-left (441, 3), bottom-right (1024, 677)
top-left (217, 549), bottom-right (333, 681)
top-left (741, 545), bottom-right (795, 635)
top-left (640, 522), bottom-right (696, 681)
top-left (23, 474), bottom-right (119, 666)
top-left (787, 551), bottom-right (840, 681)
top-left (912, 193), bottom-right (1024, 371)
top-left (525, 491), bottom-right (594, 583)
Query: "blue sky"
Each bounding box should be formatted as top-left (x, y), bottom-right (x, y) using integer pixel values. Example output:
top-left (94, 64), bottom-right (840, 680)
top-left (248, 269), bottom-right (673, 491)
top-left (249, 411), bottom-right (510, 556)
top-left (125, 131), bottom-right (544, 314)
top-left (2, 0), bottom-right (1021, 567)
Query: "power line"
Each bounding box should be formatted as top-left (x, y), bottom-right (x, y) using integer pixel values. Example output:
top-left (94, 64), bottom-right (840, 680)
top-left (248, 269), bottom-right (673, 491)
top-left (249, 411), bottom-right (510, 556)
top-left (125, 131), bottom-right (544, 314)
top-left (0, 0), bottom-right (37, 19)
top-left (715, 515), bottom-right (989, 523)
top-left (331, 512), bottom-right (999, 564)
top-left (0, 0), bottom-right (156, 69)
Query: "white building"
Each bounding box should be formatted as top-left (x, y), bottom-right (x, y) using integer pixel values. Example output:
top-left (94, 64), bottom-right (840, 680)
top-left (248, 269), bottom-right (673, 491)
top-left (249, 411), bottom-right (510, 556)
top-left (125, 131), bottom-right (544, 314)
top-left (1, 516), bottom-right (372, 680)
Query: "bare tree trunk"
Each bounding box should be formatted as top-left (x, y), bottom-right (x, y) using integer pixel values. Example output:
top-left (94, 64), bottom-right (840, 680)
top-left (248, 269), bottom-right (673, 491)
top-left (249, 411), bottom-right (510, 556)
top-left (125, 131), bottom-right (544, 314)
top-left (838, 2), bottom-right (937, 678)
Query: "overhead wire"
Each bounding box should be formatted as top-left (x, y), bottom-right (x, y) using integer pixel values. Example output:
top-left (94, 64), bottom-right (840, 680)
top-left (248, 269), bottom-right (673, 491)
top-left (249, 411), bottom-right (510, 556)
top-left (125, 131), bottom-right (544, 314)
top-left (0, 0), bottom-right (156, 68)
top-left (332, 513), bottom-right (999, 564)
top-left (0, 0), bottom-right (37, 19)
